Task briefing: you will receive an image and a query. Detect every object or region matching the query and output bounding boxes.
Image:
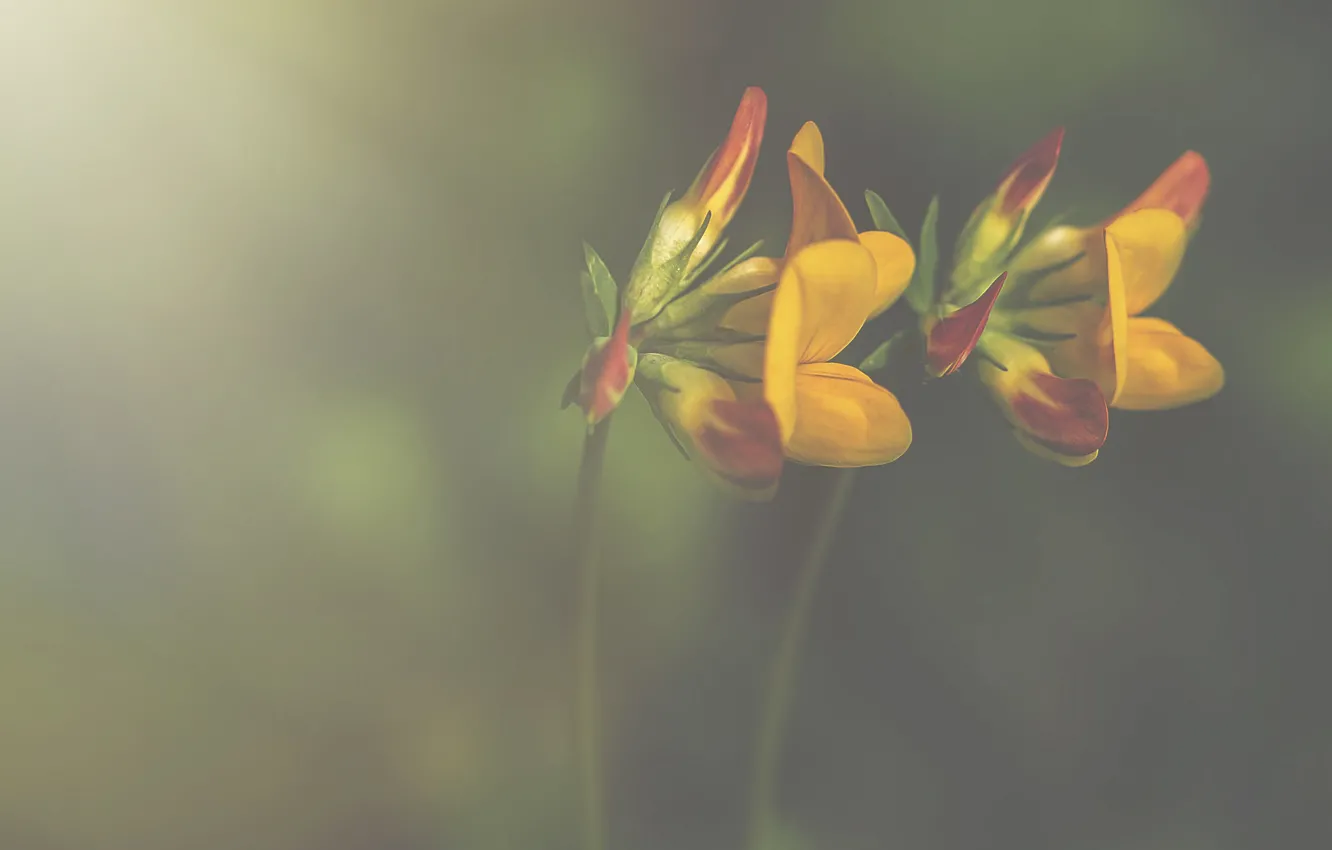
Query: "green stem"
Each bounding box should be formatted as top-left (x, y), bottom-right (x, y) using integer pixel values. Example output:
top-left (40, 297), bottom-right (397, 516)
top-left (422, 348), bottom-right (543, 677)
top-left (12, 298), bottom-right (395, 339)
top-left (574, 417), bottom-right (612, 850)
top-left (747, 467), bottom-right (859, 850)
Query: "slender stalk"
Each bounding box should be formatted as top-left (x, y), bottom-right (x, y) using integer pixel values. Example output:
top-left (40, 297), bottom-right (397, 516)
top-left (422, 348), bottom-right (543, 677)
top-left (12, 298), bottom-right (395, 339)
top-left (747, 467), bottom-right (859, 850)
top-left (573, 417), bottom-right (612, 850)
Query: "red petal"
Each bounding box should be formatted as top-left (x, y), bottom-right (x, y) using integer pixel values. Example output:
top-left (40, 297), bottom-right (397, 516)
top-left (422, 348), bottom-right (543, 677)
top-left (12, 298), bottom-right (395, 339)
top-left (998, 127), bottom-right (1064, 215)
top-left (926, 272), bottom-right (1007, 377)
top-left (579, 309), bottom-right (634, 424)
top-left (1009, 372), bottom-right (1109, 458)
top-left (696, 399), bottom-right (784, 492)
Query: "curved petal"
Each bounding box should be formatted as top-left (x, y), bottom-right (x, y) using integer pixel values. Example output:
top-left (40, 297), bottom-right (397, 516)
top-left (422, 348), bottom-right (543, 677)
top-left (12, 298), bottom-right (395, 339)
top-left (1105, 209), bottom-right (1187, 315)
top-left (1114, 318), bottom-right (1224, 410)
top-left (785, 362), bottom-right (912, 467)
top-left (1113, 151), bottom-right (1210, 232)
top-left (1004, 224), bottom-right (1100, 306)
top-left (860, 230), bottom-right (916, 317)
top-left (763, 241), bottom-right (877, 441)
top-left (712, 256), bottom-right (780, 335)
top-left (786, 123), bottom-right (858, 258)
top-left (576, 309), bottom-right (636, 425)
top-left (926, 272), bottom-right (1006, 378)
top-left (977, 338), bottom-right (1108, 463)
top-left (671, 87), bottom-right (768, 269)
top-left (789, 121), bottom-right (826, 174)
top-left (645, 357), bottom-right (784, 498)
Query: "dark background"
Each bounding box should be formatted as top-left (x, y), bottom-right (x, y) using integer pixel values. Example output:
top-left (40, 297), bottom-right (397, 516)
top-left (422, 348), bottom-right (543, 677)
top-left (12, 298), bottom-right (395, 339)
top-left (1, 1), bottom-right (1328, 848)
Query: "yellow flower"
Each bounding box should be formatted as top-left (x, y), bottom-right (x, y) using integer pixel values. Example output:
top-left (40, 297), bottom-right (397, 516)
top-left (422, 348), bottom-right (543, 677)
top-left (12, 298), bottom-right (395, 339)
top-left (936, 134), bottom-right (1223, 465)
top-left (572, 102), bottom-right (920, 493)
top-left (761, 123), bottom-right (917, 467)
top-left (568, 87), bottom-right (785, 498)
top-left (997, 151), bottom-right (1224, 411)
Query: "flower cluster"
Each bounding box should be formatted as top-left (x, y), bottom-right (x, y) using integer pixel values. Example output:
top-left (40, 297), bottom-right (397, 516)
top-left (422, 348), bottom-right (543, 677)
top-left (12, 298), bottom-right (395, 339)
top-left (567, 89), bottom-right (1224, 493)
top-left (911, 129), bottom-right (1224, 464)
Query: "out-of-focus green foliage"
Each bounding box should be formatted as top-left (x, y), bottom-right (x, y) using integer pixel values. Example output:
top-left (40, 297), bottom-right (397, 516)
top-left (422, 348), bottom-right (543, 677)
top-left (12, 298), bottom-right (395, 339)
top-left (1, 1), bottom-right (1329, 849)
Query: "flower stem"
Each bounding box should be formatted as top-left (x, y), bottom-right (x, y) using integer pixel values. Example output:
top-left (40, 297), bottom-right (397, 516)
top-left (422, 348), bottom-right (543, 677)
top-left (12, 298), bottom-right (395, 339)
top-left (746, 467), bottom-right (859, 850)
top-left (574, 417), bottom-right (612, 850)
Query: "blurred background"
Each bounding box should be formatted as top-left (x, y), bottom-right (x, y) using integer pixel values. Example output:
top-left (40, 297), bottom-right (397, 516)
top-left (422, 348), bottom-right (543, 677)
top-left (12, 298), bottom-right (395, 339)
top-left (2, 1), bottom-right (1329, 848)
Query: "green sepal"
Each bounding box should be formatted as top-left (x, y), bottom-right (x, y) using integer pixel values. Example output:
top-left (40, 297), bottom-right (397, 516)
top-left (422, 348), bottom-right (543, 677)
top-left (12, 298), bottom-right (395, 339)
top-left (626, 192), bottom-right (673, 292)
top-left (623, 193), bottom-right (710, 325)
top-left (581, 244), bottom-right (618, 337)
top-left (904, 195), bottom-right (939, 315)
top-left (641, 280), bottom-right (775, 341)
top-left (683, 237), bottom-right (729, 288)
top-left (710, 239), bottom-right (765, 280)
top-left (864, 190), bottom-right (909, 241)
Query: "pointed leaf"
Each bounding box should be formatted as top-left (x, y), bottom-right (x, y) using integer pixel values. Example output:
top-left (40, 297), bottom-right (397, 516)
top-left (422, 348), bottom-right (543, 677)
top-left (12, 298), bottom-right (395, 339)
top-left (579, 271), bottom-right (610, 337)
top-left (581, 243), bottom-right (618, 336)
top-left (904, 196), bottom-right (939, 314)
top-left (864, 189), bottom-right (908, 241)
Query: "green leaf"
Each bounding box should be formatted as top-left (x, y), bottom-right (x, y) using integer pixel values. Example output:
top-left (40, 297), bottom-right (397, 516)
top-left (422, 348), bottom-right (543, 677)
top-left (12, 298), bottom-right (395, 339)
top-left (904, 195), bottom-right (939, 315)
top-left (864, 189), bottom-right (908, 241)
top-left (581, 243), bottom-right (618, 336)
top-left (579, 272), bottom-right (609, 337)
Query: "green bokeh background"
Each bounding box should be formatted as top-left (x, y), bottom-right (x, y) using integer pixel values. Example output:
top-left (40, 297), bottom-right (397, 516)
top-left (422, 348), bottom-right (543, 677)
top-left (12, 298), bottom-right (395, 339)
top-left (2, 1), bottom-right (1328, 848)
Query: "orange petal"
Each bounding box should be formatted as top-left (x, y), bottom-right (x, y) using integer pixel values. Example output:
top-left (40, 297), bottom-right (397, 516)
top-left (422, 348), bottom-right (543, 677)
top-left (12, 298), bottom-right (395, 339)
top-left (668, 87), bottom-right (767, 267)
top-left (1112, 151), bottom-right (1210, 232)
top-left (785, 123), bottom-right (858, 258)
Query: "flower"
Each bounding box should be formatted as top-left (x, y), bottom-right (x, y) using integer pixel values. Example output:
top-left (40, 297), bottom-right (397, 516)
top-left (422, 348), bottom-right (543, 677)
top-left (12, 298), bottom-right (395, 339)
top-left (922, 131), bottom-right (1223, 465)
top-left (762, 123), bottom-right (916, 466)
top-left (569, 100), bottom-right (920, 495)
top-left (569, 88), bottom-right (786, 498)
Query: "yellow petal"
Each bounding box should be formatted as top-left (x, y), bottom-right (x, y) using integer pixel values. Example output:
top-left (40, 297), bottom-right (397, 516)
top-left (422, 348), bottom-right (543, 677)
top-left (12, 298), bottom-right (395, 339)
top-left (722, 290), bottom-right (773, 336)
top-left (785, 362), bottom-right (911, 466)
top-left (1004, 224), bottom-right (1100, 306)
top-left (1099, 228), bottom-right (1131, 402)
top-left (763, 241), bottom-right (877, 442)
top-left (1114, 318), bottom-right (1224, 410)
top-left (789, 121), bottom-right (825, 175)
top-left (710, 340), bottom-right (765, 378)
top-left (785, 124), bottom-right (858, 259)
top-left (715, 256), bottom-right (781, 335)
top-left (1104, 208), bottom-right (1187, 315)
top-left (859, 230), bottom-right (916, 318)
